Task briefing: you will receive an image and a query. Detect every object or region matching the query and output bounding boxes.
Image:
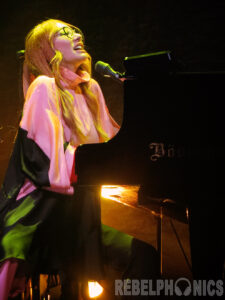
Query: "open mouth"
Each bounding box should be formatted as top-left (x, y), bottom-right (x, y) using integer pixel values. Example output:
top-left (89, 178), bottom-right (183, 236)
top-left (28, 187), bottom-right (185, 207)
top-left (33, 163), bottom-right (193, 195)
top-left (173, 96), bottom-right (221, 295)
top-left (74, 43), bottom-right (84, 50)
top-left (74, 45), bottom-right (83, 50)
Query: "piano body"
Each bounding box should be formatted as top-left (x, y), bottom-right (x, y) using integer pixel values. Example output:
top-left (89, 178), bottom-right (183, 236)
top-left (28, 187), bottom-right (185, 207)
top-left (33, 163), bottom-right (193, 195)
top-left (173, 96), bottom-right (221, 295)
top-left (75, 51), bottom-right (225, 278)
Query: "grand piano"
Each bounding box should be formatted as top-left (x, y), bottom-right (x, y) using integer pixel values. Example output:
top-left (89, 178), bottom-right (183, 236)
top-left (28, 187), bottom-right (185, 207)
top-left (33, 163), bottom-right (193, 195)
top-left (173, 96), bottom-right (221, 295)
top-left (76, 51), bottom-right (224, 197)
top-left (75, 51), bottom-right (225, 279)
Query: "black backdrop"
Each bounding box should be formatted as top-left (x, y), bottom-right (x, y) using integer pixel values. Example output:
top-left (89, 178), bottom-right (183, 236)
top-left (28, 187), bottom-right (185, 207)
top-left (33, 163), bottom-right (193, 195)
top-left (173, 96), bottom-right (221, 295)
top-left (0, 0), bottom-right (225, 183)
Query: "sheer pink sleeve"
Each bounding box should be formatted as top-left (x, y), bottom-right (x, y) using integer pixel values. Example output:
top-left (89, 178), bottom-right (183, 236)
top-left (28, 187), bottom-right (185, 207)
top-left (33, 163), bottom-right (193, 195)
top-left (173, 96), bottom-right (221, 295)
top-left (20, 76), bottom-right (75, 194)
top-left (89, 79), bottom-right (120, 139)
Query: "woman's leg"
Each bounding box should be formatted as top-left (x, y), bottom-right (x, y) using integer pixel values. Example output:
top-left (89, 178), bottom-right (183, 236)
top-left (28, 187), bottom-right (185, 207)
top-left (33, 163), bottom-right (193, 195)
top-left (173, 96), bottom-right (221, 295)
top-left (122, 238), bottom-right (160, 280)
top-left (101, 224), bottom-right (160, 299)
top-left (0, 259), bottom-right (26, 300)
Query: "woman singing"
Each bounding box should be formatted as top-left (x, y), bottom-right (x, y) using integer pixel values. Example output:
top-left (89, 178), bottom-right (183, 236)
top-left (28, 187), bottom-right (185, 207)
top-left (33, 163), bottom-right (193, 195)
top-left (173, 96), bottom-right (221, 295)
top-left (0, 19), bottom-right (159, 300)
top-left (0, 18), bottom-right (120, 299)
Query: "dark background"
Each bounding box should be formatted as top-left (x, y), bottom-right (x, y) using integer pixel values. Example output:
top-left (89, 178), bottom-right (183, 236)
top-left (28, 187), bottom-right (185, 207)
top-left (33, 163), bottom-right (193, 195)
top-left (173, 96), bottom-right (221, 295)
top-left (0, 0), bottom-right (225, 184)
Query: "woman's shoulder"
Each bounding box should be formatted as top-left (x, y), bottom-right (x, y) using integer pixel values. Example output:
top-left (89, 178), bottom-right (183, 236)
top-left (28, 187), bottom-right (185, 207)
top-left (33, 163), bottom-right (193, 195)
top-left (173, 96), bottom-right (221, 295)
top-left (26, 75), bottom-right (57, 98)
top-left (25, 75), bottom-right (59, 111)
top-left (88, 78), bottom-right (101, 93)
top-left (30, 75), bottom-right (56, 89)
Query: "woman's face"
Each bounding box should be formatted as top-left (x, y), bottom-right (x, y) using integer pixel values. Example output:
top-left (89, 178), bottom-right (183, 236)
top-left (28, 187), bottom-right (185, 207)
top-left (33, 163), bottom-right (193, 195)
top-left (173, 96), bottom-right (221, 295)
top-left (53, 23), bottom-right (89, 72)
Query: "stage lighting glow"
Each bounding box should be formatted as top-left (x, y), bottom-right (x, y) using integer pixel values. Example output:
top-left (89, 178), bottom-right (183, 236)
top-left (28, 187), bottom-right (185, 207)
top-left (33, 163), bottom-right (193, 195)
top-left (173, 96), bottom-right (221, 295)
top-left (101, 185), bottom-right (125, 201)
top-left (88, 281), bottom-right (103, 298)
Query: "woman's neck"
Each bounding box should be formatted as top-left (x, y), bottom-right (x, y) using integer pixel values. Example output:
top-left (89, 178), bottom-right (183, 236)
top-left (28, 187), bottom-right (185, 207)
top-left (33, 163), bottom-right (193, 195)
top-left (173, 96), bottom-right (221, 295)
top-left (61, 62), bottom-right (80, 74)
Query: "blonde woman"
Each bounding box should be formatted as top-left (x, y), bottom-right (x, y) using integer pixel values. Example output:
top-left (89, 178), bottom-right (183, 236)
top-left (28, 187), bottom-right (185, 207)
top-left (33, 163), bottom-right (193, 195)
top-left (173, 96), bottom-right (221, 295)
top-left (0, 19), bottom-right (119, 299)
top-left (0, 19), bottom-right (159, 300)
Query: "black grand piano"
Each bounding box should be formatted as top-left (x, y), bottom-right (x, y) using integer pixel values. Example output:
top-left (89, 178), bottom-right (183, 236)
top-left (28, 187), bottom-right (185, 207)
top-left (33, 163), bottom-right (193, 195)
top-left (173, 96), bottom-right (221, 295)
top-left (75, 52), bottom-right (225, 279)
top-left (76, 52), bottom-right (224, 201)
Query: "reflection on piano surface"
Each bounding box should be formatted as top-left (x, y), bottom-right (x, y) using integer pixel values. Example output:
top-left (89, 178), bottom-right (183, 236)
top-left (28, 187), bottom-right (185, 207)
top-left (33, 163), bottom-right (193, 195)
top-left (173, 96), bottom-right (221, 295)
top-left (100, 184), bottom-right (191, 278)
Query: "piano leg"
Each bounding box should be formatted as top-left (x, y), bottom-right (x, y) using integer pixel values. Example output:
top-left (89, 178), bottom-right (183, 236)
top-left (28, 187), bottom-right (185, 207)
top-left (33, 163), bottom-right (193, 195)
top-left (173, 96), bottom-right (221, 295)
top-left (156, 208), bottom-right (163, 276)
top-left (189, 195), bottom-right (225, 280)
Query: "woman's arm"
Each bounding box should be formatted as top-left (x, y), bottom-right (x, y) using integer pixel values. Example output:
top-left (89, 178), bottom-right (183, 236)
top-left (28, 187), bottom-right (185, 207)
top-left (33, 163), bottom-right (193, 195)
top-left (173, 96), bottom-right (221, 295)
top-left (20, 76), bottom-right (75, 194)
top-left (89, 79), bottom-right (120, 139)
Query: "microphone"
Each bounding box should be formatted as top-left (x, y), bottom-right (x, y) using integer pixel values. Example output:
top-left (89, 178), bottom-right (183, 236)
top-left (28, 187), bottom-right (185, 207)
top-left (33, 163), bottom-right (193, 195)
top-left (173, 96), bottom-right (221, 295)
top-left (16, 50), bottom-right (25, 59)
top-left (94, 61), bottom-right (123, 81)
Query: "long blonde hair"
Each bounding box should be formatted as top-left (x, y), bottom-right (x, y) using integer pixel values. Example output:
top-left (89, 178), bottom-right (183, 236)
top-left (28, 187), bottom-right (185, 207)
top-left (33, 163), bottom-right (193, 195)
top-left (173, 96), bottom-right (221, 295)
top-left (23, 19), bottom-right (109, 143)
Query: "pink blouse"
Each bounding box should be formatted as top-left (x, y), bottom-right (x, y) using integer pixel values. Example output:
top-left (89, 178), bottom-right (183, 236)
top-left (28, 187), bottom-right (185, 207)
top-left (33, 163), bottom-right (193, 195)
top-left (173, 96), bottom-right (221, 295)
top-left (16, 68), bottom-right (119, 199)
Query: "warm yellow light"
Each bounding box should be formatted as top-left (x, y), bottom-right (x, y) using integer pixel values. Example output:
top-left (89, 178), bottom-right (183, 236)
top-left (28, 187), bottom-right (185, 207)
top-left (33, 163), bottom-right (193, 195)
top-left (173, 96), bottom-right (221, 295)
top-left (101, 185), bottom-right (125, 201)
top-left (88, 281), bottom-right (103, 298)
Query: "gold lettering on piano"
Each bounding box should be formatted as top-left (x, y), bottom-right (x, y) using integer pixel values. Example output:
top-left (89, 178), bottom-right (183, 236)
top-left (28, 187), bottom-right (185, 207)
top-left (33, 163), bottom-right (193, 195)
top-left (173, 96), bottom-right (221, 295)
top-left (149, 143), bottom-right (165, 161)
top-left (167, 145), bottom-right (175, 158)
top-left (149, 143), bottom-right (185, 161)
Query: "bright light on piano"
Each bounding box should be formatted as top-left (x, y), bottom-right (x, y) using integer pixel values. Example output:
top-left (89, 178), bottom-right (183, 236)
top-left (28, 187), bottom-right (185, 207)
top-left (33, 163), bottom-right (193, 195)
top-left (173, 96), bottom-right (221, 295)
top-left (101, 185), bottom-right (125, 201)
top-left (88, 281), bottom-right (103, 298)
top-left (101, 185), bottom-right (140, 207)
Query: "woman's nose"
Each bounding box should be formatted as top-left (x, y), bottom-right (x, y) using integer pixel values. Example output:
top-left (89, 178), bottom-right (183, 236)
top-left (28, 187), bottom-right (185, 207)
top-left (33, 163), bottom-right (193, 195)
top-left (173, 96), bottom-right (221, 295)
top-left (73, 33), bottom-right (82, 42)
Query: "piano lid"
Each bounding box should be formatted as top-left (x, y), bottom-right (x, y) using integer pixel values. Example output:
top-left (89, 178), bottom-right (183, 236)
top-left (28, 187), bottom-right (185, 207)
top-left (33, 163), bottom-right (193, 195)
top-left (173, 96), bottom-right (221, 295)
top-left (124, 51), bottom-right (174, 78)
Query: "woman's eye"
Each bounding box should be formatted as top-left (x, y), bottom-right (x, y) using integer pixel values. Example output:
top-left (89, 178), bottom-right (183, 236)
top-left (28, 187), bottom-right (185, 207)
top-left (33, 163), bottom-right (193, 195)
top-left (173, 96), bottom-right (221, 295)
top-left (58, 27), bottom-right (73, 38)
